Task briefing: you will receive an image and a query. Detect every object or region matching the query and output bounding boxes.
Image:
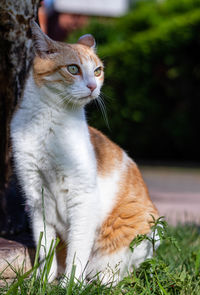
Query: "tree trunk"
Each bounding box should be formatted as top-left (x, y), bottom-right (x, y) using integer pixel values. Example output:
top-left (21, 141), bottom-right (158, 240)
top-left (0, 0), bottom-right (40, 233)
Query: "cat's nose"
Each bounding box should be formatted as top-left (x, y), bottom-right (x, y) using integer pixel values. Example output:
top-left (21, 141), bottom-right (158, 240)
top-left (87, 82), bottom-right (97, 93)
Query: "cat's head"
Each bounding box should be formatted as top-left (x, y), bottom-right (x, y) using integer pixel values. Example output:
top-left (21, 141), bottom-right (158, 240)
top-left (31, 20), bottom-right (104, 107)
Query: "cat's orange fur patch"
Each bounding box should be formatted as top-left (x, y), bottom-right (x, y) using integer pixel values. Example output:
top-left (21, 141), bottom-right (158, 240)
top-left (72, 44), bottom-right (100, 67)
top-left (89, 127), bottom-right (123, 176)
top-left (33, 56), bottom-right (75, 86)
top-left (94, 161), bottom-right (159, 255)
top-left (33, 57), bottom-right (57, 86)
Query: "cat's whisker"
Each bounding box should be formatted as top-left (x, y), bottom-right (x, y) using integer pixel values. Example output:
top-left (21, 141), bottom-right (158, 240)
top-left (58, 91), bottom-right (68, 98)
top-left (96, 96), bottom-right (110, 129)
top-left (58, 92), bottom-right (74, 108)
top-left (63, 95), bottom-right (77, 110)
top-left (63, 96), bottom-right (72, 108)
top-left (72, 99), bottom-right (78, 111)
top-left (100, 91), bottom-right (113, 105)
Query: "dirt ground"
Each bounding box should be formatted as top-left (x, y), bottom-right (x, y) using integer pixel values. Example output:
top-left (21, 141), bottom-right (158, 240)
top-left (140, 166), bottom-right (200, 225)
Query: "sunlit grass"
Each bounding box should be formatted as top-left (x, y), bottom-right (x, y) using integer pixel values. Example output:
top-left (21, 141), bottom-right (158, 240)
top-left (0, 221), bottom-right (199, 294)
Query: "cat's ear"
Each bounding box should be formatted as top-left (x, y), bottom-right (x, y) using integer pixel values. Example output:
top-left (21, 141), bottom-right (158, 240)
top-left (30, 19), bottom-right (58, 58)
top-left (77, 34), bottom-right (96, 49)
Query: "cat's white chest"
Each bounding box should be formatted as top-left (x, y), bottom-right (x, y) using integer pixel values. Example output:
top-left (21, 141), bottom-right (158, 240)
top-left (43, 115), bottom-right (95, 189)
top-left (12, 101), bottom-right (97, 220)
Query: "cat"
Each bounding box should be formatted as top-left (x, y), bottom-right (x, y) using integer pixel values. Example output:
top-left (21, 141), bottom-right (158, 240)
top-left (10, 20), bottom-right (160, 285)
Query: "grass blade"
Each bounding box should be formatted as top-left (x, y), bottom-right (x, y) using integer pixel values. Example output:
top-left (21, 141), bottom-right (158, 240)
top-left (155, 272), bottom-right (169, 295)
top-left (29, 231), bottom-right (43, 294)
top-left (6, 268), bottom-right (34, 295)
top-left (66, 264), bottom-right (76, 295)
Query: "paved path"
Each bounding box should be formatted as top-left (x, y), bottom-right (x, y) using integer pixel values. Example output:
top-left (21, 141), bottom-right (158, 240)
top-left (141, 166), bottom-right (200, 225)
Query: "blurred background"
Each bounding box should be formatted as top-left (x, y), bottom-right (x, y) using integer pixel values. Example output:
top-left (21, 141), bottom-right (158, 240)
top-left (37, 0), bottom-right (200, 223)
top-left (39, 0), bottom-right (200, 164)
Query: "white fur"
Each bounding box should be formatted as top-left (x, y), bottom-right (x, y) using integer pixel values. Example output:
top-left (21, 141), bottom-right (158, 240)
top-left (11, 54), bottom-right (159, 284)
top-left (97, 152), bottom-right (128, 225)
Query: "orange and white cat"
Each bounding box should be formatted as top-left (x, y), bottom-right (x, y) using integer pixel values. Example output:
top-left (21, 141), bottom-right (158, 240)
top-left (11, 20), bottom-right (159, 285)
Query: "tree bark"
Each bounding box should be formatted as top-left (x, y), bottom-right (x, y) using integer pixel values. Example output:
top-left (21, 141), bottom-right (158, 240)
top-left (0, 0), bottom-right (40, 232)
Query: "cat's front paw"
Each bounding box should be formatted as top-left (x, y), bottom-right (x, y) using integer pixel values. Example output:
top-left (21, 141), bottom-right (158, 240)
top-left (87, 266), bottom-right (120, 286)
top-left (60, 264), bottom-right (86, 288)
top-left (59, 276), bottom-right (68, 289)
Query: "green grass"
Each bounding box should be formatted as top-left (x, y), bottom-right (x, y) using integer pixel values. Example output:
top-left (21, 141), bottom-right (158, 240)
top-left (0, 222), bottom-right (200, 295)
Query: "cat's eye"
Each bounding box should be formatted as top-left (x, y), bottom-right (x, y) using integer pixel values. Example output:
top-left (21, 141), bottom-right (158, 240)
top-left (94, 67), bottom-right (102, 77)
top-left (67, 65), bottom-right (80, 75)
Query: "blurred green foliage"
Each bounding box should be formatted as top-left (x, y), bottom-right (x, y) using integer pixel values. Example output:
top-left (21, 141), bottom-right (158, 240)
top-left (68, 0), bottom-right (200, 161)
